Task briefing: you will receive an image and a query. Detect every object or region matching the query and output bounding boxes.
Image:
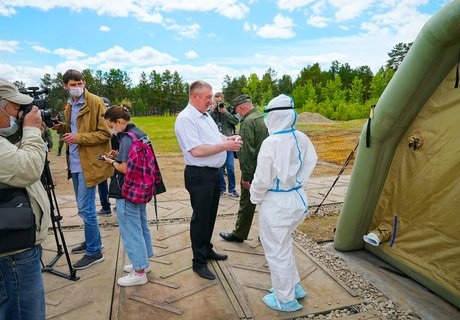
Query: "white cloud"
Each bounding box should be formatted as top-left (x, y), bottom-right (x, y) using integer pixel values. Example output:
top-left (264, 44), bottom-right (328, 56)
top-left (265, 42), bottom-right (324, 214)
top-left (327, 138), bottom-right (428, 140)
top-left (185, 50), bottom-right (198, 59)
top-left (53, 48), bottom-right (88, 60)
top-left (55, 61), bottom-right (90, 75)
top-left (256, 14), bottom-right (295, 39)
top-left (285, 52), bottom-right (349, 66)
top-left (83, 45), bottom-right (177, 68)
top-left (307, 15), bottom-right (329, 28)
top-left (0, 1), bottom-right (250, 21)
top-left (330, 0), bottom-right (374, 22)
top-left (311, 0), bottom-right (327, 14)
top-left (277, 0), bottom-right (316, 11)
top-left (362, 1), bottom-right (432, 41)
top-left (0, 63), bottom-right (56, 86)
top-left (219, 3), bottom-right (250, 19)
top-left (0, 1), bottom-right (250, 41)
top-left (165, 22), bottom-right (201, 39)
top-left (130, 6), bottom-right (163, 24)
top-left (0, 4), bottom-right (16, 16)
top-left (243, 22), bottom-right (257, 31)
top-left (0, 40), bottom-right (19, 52)
top-left (32, 45), bottom-right (51, 53)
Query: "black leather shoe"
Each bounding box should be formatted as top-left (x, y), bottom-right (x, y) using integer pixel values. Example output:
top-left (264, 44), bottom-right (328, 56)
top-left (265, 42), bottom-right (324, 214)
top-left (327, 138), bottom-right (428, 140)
top-left (193, 265), bottom-right (216, 280)
top-left (219, 232), bottom-right (244, 243)
top-left (207, 251), bottom-right (228, 261)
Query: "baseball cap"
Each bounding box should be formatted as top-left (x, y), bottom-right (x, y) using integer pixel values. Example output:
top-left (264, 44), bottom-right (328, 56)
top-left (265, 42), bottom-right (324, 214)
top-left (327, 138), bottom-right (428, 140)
top-left (232, 94), bottom-right (251, 108)
top-left (0, 78), bottom-right (33, 105)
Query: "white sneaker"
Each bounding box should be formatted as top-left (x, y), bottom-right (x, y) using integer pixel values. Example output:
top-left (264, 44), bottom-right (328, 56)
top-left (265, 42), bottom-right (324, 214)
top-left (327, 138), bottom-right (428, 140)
top-left (117, 272), bottom-right (148, 287)
top-left (123, 264), bottom-right (152, 273)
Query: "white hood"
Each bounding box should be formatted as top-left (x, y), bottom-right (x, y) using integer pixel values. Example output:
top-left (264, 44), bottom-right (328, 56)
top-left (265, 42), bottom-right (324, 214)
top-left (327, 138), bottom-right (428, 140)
top-left (265, 94), bottom-right (297, 135)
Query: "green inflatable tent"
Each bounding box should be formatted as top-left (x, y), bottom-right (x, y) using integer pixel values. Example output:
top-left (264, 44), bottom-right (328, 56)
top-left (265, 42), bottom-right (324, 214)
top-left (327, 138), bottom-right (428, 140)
top-left (334, 0), bottom-right (460, 309)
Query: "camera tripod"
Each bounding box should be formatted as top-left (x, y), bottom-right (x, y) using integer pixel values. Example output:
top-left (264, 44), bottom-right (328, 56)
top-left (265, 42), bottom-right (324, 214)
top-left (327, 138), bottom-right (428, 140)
top-left (40, 154), bottom-right (79, 281)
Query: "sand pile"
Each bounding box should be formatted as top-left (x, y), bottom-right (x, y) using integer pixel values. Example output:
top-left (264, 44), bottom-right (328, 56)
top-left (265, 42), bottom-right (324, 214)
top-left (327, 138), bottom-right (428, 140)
top-left (297, 112), bottom-right (333, 124)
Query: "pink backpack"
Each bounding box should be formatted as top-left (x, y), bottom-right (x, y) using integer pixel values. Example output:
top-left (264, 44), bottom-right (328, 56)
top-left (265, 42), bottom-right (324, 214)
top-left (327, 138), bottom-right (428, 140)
top-left (121, 131), bottom-right (160, 204)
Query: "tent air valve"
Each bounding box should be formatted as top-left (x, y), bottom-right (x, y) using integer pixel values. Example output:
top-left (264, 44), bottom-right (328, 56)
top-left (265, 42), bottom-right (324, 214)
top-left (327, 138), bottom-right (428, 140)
top-left (408, 130), bottom-right (424, 151)
top-left (363, 224), bottom-right (392, 246)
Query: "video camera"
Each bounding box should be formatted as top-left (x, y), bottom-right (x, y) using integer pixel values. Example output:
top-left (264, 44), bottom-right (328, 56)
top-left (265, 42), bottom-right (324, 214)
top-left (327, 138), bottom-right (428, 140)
top-left (19, 87), bottom-right (54, 128)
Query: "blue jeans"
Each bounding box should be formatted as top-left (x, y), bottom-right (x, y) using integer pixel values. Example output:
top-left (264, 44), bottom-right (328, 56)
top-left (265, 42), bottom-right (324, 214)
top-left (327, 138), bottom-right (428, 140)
top-left (97, 180), bottom-right (111, 211)
top-left (116, 199), bottom-right (154, 271)
top-left (219, 151), bottom-right (236, 192)
top-left (0, 246), bottom-right (45, 320)
top-left (71, 172), bottom-right (102, 255)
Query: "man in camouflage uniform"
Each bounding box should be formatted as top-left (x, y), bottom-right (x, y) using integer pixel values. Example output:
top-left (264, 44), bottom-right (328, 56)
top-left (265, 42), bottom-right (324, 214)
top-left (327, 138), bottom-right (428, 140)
top-left (220, 94), bottom-right (268, 242)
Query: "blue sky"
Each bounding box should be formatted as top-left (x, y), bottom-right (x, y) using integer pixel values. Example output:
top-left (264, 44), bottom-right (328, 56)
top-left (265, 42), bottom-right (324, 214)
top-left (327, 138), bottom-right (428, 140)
top-left (0, 0), bottom-right (451, 91)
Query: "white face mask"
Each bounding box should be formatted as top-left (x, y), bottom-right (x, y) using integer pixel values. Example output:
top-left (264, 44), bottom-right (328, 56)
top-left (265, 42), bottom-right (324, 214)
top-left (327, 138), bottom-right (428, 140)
top-left (0, 108), bottom-right (19, 137)
top-left (68, 87), bottom-right (84, 98)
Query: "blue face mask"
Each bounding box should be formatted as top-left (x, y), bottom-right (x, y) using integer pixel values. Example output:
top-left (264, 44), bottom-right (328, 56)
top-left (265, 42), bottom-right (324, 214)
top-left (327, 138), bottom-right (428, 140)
top-left (0, 108), bottom-right (19, 137)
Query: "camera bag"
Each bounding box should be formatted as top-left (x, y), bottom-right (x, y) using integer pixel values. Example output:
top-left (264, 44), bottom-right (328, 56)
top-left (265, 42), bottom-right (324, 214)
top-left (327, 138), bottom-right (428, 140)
top-left (0, 188), bottom-right (36, 254)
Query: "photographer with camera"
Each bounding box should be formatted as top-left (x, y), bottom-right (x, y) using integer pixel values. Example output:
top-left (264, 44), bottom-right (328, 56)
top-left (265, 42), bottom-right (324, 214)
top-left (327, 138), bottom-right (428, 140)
top-left (209, 92), bottom-right (240, 198)
top-left (0, 78), bottom-right (50, 319)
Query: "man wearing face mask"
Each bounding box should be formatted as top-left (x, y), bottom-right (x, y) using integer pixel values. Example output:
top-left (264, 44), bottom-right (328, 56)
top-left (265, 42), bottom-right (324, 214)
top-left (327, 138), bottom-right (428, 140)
top-left (53, 69), bottom-right (112, 270)
top-left (0, 78), bottom-right (50, 319)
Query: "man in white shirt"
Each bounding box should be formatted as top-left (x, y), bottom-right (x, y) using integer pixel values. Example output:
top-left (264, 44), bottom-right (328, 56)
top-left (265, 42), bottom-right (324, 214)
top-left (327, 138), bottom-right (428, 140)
top-left (175, 80), bottom-right (242, 280)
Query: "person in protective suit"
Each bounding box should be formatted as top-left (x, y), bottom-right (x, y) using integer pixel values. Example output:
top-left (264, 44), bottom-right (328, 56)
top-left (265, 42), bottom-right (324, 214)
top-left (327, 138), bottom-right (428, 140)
top-left (250, 94), bottom-right (317, 312)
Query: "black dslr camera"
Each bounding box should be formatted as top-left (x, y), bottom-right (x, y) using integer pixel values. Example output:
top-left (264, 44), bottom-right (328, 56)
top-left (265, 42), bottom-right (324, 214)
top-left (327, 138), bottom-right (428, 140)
top-left (19, 87), bottom-right (54, 128)
top-left (215, 101), bottom-right (235, 113)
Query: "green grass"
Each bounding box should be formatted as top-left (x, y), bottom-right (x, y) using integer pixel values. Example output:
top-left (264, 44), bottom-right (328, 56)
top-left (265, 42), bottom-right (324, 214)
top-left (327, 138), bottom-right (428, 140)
top-left (48, 116), bottom-right (181, 153)
top-left (296, 118), bottom-right (367, 135)
top-left (132, 116), bottom-right (180, 153)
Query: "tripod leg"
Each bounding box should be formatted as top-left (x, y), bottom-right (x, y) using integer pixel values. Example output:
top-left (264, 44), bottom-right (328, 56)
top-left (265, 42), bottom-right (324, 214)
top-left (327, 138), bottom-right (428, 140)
top-left (41, 157), bottom-right (80, 281)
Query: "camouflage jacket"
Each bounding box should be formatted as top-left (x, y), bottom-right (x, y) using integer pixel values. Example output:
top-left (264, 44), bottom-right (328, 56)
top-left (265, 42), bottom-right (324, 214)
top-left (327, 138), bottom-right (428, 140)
top-left (238, 108), bottom-right (268, 182)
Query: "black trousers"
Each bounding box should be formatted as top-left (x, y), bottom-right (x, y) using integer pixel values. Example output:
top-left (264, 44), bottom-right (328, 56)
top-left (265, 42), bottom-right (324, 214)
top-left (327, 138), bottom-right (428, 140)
top-left (184, 165), bottom-right (220, 266)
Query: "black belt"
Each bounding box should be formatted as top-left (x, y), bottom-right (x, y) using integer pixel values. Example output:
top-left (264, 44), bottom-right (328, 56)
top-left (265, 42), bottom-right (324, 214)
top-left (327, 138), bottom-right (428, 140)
top-left (186, 165), bottom-right (219, 171)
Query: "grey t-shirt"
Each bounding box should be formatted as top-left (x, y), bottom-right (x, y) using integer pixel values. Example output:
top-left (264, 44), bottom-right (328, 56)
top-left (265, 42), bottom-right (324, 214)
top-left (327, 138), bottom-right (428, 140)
top-left (117, 125), bottom-right (151, 163)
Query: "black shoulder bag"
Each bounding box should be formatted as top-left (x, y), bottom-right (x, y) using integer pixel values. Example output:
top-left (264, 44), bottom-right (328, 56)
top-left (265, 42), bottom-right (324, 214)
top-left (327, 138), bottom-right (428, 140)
top-left (0, 188), bottom-right (36, 254)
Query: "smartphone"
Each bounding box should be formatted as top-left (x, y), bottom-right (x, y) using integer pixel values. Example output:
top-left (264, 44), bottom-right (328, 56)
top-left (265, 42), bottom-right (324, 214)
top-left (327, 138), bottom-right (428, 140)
top-left (97, 155), bottom-right (105, 161)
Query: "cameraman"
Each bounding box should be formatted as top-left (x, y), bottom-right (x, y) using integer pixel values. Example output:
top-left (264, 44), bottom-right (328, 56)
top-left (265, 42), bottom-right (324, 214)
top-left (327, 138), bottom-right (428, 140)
top-left (209, 92), bottom-right (239, 197)
top-left (0, 78), bottom-right (50, 319)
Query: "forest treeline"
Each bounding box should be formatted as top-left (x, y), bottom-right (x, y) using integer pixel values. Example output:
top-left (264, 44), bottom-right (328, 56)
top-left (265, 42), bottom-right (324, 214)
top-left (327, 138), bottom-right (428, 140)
top-left (14, 42), bottom-right (411, 121)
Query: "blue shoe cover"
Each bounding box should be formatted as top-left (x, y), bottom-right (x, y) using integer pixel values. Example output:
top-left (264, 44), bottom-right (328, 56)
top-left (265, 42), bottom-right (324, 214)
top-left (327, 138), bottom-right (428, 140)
top-left (269, 284), bottom-right (308, 299)
top-left (262, 293), bottom-right (303, 312)
top-left (294, 283), bottom-right (308, 299)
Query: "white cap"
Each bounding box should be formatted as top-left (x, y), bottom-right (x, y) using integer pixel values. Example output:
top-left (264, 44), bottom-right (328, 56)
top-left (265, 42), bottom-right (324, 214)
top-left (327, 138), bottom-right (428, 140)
top-left (0, 78), bottom-right (33, 105)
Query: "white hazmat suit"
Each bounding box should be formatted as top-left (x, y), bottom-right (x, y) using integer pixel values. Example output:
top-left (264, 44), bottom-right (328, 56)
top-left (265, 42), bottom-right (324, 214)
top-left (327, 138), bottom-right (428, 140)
top-left (250, 94), bottom-right (317, 310)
